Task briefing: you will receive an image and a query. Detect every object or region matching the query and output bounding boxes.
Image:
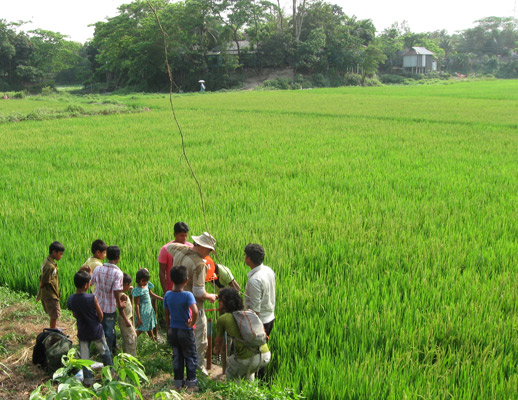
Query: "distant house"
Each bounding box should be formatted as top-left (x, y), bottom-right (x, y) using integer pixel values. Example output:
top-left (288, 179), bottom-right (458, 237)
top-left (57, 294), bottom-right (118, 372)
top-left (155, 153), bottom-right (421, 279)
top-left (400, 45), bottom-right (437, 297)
top-left (403, 47), bottom-right (437, 73)
top-left (207, 40), bottom-right (256, 68)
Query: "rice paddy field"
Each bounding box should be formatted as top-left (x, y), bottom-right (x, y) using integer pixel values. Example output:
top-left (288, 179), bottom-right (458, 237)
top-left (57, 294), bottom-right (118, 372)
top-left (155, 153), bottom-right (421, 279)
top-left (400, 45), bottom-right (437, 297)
top-left (1, 80), bottom-right (518, 398)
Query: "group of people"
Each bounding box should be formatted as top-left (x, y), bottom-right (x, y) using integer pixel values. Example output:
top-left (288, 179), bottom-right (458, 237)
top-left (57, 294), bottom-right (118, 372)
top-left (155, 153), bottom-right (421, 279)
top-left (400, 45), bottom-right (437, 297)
top-left (36, 221), bottom-right (276, 390)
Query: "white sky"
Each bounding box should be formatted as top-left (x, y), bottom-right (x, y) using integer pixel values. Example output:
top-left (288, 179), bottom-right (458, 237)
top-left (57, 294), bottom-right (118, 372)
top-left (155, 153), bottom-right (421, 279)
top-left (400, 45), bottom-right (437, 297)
top-left (2, 0), bottom-right (516, 43)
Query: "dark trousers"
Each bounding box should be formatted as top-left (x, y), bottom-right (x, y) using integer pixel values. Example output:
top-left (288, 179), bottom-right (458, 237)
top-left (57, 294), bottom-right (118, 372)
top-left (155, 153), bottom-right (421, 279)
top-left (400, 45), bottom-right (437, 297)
top-left (264, 319), bottom-right (275, 340)
top-left (257, 318), bottom-right (275, 380)
top-left (168, 328), bottom-right (198, 387)
top-left (102, 312), bottom-right (117, 354)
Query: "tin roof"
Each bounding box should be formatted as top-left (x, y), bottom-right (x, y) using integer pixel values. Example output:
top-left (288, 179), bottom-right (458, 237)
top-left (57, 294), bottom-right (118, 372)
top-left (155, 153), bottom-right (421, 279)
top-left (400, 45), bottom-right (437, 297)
top-left (405, 47), bottom-right (435, 56)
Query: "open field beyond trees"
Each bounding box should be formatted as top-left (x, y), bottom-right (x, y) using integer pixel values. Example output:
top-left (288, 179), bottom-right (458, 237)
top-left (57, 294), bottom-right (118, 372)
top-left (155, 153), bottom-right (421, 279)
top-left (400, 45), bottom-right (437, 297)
top-left (1, 80), bottom-right (518, 398)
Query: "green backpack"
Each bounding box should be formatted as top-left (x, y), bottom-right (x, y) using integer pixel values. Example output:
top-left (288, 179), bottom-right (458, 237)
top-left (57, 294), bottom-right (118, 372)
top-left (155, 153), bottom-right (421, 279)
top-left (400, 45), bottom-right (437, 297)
top-left (42, 331), bottom-right (73, 373)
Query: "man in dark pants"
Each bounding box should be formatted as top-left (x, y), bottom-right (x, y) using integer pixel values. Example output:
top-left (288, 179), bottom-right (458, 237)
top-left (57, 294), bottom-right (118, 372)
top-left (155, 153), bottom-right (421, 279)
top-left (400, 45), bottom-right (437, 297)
top-left (244, 243), bottom-right (276, 379)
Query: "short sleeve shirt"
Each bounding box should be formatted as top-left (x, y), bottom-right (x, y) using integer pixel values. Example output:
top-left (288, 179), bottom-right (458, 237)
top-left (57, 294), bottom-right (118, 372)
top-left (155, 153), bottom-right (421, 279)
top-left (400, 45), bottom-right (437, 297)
top-left (164, 290), bottom-right (196, 330)
top-left (83, 257), bottom-right (103, 291)
top-left (217, 265), bottom-right (235, 287)
top-left (206, 264), bottom-right (236, 294)
top-left (159, 241), bottom-right (193, 291)
top-left (37, 256), bottom-right (59, 301)
top-left (91, 263), bottom-right (123, 313)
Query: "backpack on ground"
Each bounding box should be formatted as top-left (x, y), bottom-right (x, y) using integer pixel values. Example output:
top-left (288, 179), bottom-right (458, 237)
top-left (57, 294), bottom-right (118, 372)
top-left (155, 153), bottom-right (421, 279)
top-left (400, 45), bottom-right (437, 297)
top-left (32, 328), bottom-right (73, 373)
top-left (232, 310), bottom-right (267, 349)
top-left (33, 328), bottom-right (58, 368)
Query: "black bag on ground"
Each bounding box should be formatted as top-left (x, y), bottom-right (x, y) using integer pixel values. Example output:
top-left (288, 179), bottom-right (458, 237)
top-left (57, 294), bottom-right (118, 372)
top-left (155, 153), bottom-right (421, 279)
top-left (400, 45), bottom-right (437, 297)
top-left (32, 328), bottom-right (73, 373)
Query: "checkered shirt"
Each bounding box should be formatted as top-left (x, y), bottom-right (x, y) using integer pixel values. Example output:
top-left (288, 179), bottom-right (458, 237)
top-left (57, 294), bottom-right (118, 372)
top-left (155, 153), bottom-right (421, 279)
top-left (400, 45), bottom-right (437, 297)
top-left (91, 263), bottom-right (123, 313)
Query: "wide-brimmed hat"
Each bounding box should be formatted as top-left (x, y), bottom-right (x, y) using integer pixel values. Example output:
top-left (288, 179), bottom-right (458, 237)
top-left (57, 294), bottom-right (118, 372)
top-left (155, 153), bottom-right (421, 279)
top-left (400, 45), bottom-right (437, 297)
top-left (192, 232), bottom-right (216, 251)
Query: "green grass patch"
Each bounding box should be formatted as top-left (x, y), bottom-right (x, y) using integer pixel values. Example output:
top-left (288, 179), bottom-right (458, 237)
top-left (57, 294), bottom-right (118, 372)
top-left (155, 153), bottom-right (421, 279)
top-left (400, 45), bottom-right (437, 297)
top-left (2, 80), bottom-right (518, 398)
top-left (0, 93), bottom-right (148, 123)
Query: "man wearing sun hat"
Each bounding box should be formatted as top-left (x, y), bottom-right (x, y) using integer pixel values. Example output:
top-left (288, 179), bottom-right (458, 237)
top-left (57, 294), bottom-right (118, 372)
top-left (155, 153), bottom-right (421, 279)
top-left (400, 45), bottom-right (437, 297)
top-left (166, 232), bottom-right (217, 375)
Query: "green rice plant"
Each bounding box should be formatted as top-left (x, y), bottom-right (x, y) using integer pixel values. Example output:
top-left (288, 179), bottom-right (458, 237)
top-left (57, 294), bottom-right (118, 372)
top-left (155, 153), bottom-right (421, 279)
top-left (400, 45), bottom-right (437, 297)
top-left (2, 80), bottom-right (518, 398)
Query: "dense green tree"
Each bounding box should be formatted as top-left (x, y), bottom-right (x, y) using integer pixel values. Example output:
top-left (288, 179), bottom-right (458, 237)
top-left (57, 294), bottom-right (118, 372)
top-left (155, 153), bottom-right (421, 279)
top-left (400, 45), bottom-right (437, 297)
top-left (458, 17), bottom-right (518, 57)
top-left (0, 20), bottom-right (34, 90)
top-left (253, 21), bottom-right (293, 68)
top-left (292, 1), bottom-right (376, 75)
top-left (212, 0), bottom-right (272, 65)
top-left (295, 27), bottom-right (326, 72)
top-left (359, 39), bottom-right (386, 84)
top-left (5, 0), bottom-right (516, 92)
top-left (378, 23), bottom-right (406, 73)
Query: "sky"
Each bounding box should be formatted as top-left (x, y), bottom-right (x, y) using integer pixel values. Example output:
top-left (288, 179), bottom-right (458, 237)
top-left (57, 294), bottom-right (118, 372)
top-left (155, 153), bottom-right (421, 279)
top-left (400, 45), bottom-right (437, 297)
top-left (2, 0), bottom-right (517, 43)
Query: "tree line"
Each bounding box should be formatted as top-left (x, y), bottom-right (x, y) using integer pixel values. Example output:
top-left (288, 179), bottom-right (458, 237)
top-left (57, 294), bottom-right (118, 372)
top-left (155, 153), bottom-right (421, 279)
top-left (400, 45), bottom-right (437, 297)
top-left (1, 0), bottom-right (517, 93)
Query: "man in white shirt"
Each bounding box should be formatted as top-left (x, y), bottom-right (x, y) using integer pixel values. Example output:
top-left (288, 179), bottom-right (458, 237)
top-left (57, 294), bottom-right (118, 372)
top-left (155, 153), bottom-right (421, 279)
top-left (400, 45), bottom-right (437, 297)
top-left (244, 243), bottom-right (276, 338)
top-left (244, 243), bottom-right (275, 379)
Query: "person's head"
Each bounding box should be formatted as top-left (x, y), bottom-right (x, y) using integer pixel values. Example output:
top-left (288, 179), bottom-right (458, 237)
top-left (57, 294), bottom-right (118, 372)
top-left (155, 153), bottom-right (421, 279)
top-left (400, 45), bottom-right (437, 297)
top-left (106, 245), bottom-right (121, 263)
top-left (244, 243), bottom-right (265, 267)
top-left (74, 270), bottom-right (91, 290)
top-left (173, 222), bottom-right (190, 243)
top-left (49, 241), bottom-right (65, 260)
top-left (170, 265), bottom-right (188, 287)
top-left (136, 268), bottom-right (150, 286)
top-left (192, 232), bottom-right (216, 258)
top-left (122, 273), bottom-right (132, 291)
top-left (218, 287), bottom-right (243, 313)
top-left (91, 239), bottom-right (108, 260)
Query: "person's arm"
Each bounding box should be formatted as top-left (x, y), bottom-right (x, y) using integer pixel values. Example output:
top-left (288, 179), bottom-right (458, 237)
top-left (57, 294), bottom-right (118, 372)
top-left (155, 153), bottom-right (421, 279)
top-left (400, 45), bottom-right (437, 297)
top-left (117, 292), bottom-right (132, 327)
top-left (213, 336), bottom-right (224, 354)
top-left (193, 289), bottom-right (217, 303)
top-left (186, 303), bottom-right (198, 328)
top-left (149, 289), bottom-right (163, 301)
top-left (94, 296), bottom-right (104, 322)
top-left (159, 262), bottom-right (168, 294)
top-left (39, 266), bottom-right (52, 288)
top-left (134, 296), bottom-right (142, 327)
top-left (79, 265), bottom-right (92, 274)
top-left (230, 279), bottom-right (241, 292)
top-left (193, 263), bottom-right (217, 303)
top-left (164, 306), bottom-right (171, 327)
top-left (90, 269), bottom-right (97, 286)
top-left (213, 316), bottom-right (225, 354)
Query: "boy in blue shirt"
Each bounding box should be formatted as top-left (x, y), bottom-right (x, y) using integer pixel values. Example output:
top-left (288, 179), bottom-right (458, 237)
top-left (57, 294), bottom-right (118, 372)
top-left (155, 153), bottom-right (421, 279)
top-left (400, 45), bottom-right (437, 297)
top-left (164, 266), bottom-right (199, 391)
top-left (68, 270), bottom-right (113, 386)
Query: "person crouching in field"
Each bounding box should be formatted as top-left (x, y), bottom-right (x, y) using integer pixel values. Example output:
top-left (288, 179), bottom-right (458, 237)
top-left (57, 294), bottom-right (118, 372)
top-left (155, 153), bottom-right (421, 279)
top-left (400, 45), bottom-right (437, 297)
top-left (36, 241), bottom-right (65, 329)
top-left (214, 287), bottom-right (270, 382)
top-left (68, 271), bottom-right (113, 386)
top-left (132, 268), bottom-right (163, 342)
top-left (118, 273), bottom-right (137, 356)
top-left (164, 266), bottom-right (199, 391)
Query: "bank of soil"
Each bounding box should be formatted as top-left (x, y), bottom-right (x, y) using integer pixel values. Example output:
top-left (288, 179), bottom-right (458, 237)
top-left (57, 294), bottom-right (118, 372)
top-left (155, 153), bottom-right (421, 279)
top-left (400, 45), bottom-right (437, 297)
top-left (241, 68), bottom-right (295, 90)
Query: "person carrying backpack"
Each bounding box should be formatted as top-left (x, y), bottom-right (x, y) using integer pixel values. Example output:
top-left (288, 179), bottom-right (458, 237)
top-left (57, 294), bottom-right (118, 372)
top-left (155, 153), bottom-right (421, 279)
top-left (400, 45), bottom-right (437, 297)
top-left (213, 288), bottom-right (271, 381)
